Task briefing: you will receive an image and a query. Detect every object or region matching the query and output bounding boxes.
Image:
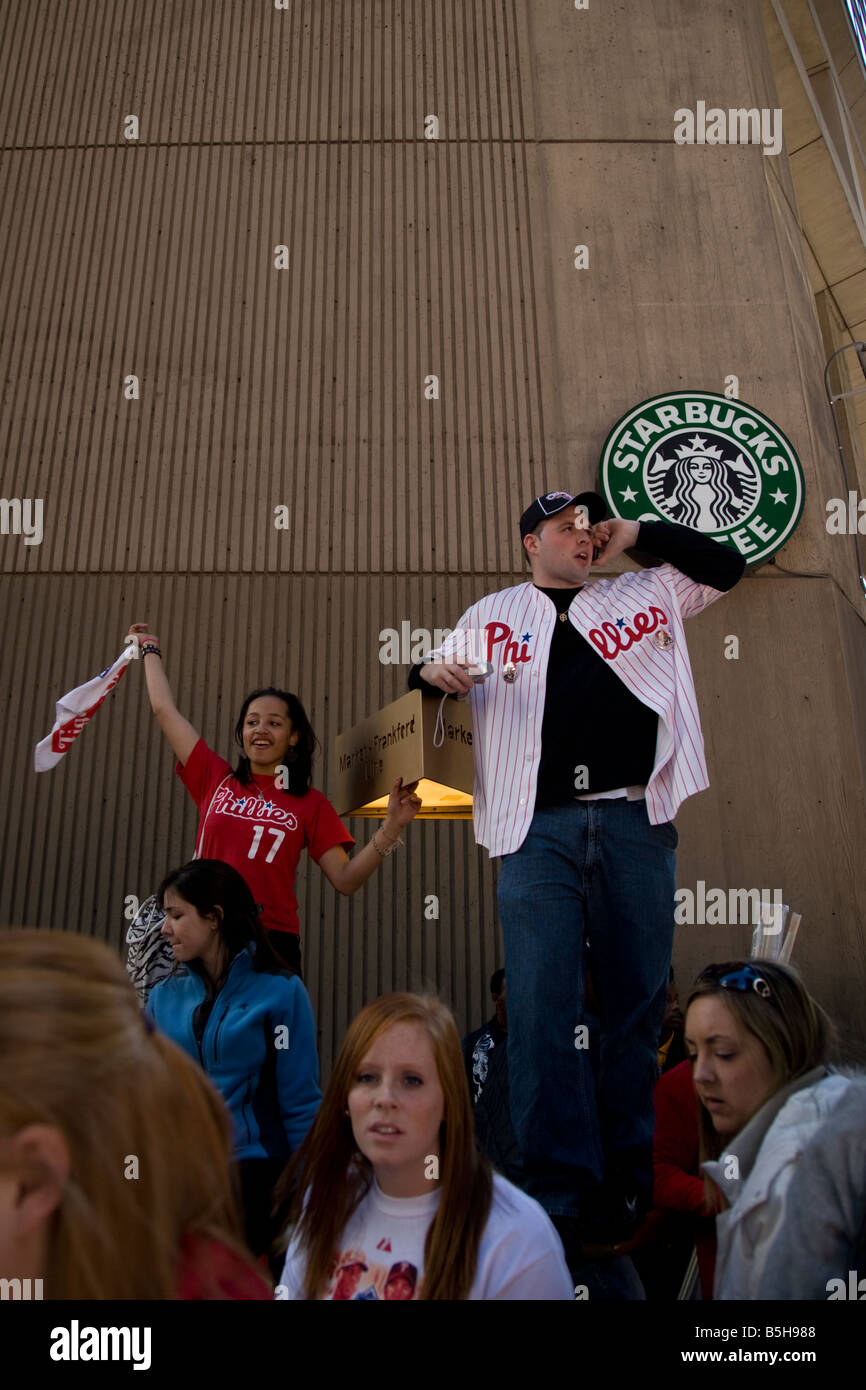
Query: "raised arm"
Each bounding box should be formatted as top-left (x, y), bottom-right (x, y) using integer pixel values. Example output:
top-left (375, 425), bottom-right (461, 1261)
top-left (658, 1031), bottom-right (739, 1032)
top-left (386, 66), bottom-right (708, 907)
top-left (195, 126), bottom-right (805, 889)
top-left (317, 778), bottom-right (422, 896)
top-left (593, 518), bottom-right (746, 591)
top-left (127, 622), bottom-right (200, 766)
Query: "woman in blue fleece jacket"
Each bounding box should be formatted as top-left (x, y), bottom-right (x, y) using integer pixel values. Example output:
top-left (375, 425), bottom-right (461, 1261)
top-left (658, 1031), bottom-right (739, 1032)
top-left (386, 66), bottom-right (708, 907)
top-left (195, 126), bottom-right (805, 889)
top-left (147, 859), bottom-right (321, 1265)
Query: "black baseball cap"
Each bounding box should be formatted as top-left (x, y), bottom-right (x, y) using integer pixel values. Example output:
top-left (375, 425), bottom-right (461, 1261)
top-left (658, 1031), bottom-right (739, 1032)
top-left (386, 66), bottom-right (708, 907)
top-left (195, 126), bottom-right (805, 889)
top-left (519, 490), bottom-right (607, 539)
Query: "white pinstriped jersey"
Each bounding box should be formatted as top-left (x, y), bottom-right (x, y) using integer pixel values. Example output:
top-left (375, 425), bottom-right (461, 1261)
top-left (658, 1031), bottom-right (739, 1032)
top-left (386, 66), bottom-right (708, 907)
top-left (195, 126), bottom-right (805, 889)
top-left (422, 564), bottom-right (727, 856)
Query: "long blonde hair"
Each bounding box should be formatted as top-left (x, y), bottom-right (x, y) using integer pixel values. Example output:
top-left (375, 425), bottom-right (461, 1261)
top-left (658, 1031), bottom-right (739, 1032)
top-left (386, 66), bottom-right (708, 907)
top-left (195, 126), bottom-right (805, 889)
top-left (685, 958), bottom-right (834, 1207)
top-left (0, 930), bottom-right (257, 1299)
top-left (283, 992), bottom-right (493, 1300)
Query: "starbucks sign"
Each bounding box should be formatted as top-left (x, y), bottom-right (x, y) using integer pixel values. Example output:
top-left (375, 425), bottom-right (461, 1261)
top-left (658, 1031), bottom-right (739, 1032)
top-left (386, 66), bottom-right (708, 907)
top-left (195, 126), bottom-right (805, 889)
top-left (599, 391), bottom-right (804, 566)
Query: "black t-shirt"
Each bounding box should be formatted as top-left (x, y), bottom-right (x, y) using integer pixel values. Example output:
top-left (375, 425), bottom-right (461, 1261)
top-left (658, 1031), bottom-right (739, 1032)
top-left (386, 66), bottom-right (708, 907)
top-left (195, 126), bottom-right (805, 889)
top-left (408, 521), bottom-right (745, 810)
top-left (533, 521), bottom-right (744, 808)
top-left (533, 584), bottom-right (658, 806)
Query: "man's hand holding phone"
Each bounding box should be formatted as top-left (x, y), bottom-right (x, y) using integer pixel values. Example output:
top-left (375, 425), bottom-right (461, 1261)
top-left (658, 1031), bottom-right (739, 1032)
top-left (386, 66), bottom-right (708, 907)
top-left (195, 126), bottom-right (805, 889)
top-left (591, 518), bottom-right (640, 565)
top-left (419, 661), bottom-right (478, 698)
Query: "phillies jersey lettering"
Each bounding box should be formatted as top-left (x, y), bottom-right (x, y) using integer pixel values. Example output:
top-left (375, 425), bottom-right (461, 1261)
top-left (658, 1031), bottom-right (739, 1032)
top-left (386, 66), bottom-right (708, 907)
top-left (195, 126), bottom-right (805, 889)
top-left (587, 606), bottom-right (668, 660)
top-left (484, 622), bottom-right (532, 666)
top-left (177, 739), bottom-right (353, 934)
top-left (212, 783), bottom-right (299, 829)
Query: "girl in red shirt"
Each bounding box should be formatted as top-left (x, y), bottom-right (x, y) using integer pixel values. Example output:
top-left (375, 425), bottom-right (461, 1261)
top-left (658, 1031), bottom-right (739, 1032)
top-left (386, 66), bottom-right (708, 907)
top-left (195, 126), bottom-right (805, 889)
top-left (128, 622), bottom-right (421, 973)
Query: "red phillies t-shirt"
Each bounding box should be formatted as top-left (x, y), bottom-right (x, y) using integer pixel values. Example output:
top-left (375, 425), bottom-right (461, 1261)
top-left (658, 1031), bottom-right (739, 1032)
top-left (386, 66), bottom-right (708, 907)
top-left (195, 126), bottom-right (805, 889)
top-left (176, 739), bottom-right (355, 935)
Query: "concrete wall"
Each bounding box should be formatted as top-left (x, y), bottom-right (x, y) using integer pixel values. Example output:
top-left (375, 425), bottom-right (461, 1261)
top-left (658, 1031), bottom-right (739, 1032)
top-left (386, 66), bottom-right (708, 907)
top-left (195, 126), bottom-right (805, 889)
top-left (1, 1), bottom-right (864, 1071)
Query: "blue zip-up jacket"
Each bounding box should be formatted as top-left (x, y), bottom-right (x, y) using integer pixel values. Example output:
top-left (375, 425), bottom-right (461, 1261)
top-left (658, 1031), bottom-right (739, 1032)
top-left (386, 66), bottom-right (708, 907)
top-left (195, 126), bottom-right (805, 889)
top-left (147, 948), bottom-right (321, 1162)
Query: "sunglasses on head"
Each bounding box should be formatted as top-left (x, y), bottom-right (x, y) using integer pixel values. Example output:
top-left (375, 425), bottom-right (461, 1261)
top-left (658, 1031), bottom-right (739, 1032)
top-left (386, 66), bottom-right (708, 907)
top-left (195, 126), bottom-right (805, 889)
top-left (700, 963), bottom-right (773, 999)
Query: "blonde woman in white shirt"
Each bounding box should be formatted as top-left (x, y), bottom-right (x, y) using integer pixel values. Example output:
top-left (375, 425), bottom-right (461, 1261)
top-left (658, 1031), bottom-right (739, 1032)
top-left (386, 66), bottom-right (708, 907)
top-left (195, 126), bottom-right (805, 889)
top-left (275, 992), bottom-right (573, 1301)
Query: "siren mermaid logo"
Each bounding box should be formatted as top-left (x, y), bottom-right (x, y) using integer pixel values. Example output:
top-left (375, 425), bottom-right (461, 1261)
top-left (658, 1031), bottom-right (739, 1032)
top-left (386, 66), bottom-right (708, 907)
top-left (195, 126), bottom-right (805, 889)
top-left (649, 436), bottom-right (759, 530)
top-left (598, 392), bottom-right (804, 567)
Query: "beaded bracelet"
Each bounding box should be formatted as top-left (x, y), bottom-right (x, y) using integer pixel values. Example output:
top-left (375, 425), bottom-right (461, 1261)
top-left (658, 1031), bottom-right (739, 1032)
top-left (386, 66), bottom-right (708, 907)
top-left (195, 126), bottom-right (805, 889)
top-left (140, 643), bottom-right (162, 658)
top-left (372, 830), bottom-right (403, 858)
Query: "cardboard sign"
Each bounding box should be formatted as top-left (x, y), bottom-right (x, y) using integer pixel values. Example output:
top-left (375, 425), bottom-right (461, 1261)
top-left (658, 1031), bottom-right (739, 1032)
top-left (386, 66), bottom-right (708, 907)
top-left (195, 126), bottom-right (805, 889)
top-left (333, 690), bottom-right (474, 818)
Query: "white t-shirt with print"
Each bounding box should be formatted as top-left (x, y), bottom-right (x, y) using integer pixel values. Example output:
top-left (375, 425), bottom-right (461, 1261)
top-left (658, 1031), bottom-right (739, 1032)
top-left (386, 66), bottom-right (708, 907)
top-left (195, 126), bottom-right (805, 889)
top-left (276, 1172), bottom-right (573, 1301)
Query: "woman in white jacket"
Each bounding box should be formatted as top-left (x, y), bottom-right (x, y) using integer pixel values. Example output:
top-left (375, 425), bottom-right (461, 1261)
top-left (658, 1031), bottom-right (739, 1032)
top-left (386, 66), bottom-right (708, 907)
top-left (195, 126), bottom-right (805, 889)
top-left (684, 959), bottom-right (854, 1300)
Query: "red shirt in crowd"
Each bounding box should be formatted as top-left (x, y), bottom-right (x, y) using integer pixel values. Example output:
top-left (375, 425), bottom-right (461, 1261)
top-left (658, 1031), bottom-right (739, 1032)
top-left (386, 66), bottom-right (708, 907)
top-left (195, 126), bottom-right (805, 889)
top-left (176, 1234), bottom-right (273, 1300)
top-left (653, 1058), bottom-right (717, 1298)
top-left (176, 740), bottom-right (354, 936)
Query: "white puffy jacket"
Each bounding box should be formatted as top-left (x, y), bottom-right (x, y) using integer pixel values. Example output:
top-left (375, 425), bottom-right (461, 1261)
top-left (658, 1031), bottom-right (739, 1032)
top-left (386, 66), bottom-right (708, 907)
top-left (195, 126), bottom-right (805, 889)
top-left (704, 1067), bottom-right (852, 1300)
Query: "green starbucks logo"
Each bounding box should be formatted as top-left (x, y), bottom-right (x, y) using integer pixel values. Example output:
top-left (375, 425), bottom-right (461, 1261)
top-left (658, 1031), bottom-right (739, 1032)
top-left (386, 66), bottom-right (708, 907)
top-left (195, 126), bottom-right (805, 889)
top-left (599, 392), bottom-right (804, 566)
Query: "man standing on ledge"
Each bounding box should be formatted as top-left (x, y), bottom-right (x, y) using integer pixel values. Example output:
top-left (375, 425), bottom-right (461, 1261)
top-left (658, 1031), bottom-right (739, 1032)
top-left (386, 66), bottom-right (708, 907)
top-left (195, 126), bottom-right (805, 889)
top-left (408, 491), bottom-right (745, 1278)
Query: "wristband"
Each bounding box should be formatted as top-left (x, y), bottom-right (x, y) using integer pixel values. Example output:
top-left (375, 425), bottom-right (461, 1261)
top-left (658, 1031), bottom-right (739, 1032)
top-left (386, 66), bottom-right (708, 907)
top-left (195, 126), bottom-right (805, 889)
top-left (141, 643), bottom-right (162, 658)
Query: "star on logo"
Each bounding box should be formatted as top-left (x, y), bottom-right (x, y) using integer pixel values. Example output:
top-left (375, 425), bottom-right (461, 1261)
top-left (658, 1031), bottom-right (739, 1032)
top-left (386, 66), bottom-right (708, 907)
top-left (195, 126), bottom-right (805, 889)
top-left (770, 488), bottom-right (788, 504)
top-left (621, 486), bottom-right (638, 503)
top-left (232, 797), bottom-right (247, 812)
top-left (521, 632), bottom-right (533, 644)
top-left (264, 801), bottom-right (274, 813)
top-left (616, 617), bottom-right (626, 629)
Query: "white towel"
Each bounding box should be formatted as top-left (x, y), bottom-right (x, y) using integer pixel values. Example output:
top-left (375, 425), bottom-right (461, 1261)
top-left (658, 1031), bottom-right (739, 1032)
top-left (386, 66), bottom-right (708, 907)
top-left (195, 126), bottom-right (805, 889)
top-left (34, 647), bottom-right (135, 771)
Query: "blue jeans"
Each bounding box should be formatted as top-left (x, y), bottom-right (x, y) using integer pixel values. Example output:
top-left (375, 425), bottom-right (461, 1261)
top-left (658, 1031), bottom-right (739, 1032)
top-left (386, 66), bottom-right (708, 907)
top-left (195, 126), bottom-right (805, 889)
top-left (497, 799), bottom-right (676, 1221)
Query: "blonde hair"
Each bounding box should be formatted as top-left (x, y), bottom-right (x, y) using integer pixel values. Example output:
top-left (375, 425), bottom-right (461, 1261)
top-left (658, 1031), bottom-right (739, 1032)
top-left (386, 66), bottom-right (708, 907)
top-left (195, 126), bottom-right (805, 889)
top-left (0, 930), bottom-right (258, 1299)
top-left (685, 958), bottom-right (834, 1206)
top-left (284, 992), bottom-right (493, 1300)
